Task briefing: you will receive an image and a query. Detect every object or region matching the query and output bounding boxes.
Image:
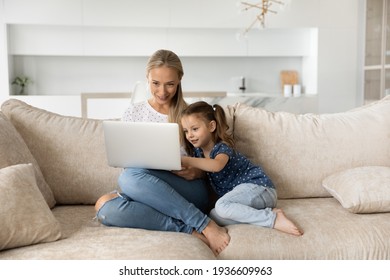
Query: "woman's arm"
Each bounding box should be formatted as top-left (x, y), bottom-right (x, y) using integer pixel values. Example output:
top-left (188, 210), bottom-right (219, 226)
top-left (181, 153), bottom-right (229, 173)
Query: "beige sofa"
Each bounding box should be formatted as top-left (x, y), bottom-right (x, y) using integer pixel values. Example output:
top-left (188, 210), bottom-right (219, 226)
top-left (1, 97), bottom-right (390, 260)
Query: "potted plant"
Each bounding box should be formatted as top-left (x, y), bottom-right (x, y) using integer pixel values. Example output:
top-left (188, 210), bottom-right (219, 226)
top-left (11, 76), bottom-right (32, 95)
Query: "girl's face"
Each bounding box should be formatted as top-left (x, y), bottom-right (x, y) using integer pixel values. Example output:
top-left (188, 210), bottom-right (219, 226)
top-left (181, 115), bottom-right (216, 151)
top-left (148, 66), bottom-right (180, 107)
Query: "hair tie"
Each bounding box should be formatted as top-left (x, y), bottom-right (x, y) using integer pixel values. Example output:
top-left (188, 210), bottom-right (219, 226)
top-left (212, 105), bottom-right (216, 111)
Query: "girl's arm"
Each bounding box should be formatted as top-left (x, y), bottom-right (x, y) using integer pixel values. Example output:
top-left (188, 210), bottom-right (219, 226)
top-left (181, 153), bottom-right (229, 173)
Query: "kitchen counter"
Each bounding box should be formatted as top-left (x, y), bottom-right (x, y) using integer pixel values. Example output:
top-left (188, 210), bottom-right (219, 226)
top-left (185, 93), bottom-right (319, 114)
top-left (9, 92), bottom-right (319, 119)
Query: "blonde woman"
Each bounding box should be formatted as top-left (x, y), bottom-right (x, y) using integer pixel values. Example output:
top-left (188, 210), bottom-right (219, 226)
top-left (95, 50), bottom-right (230, 256)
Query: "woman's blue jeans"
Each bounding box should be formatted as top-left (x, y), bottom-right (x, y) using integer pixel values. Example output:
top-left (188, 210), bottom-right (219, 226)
top-left (96, 168), bottom-right (211, 234)
top-left (210, 184), bottom-right (277, 228)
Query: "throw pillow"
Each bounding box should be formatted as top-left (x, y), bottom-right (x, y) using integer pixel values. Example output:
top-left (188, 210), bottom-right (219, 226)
top-left (0, 111), bottom-right (56, 208)
top-left (0, 164), bottom-right (62, 251)
top-left (322, 166), bottom-right (390, 213)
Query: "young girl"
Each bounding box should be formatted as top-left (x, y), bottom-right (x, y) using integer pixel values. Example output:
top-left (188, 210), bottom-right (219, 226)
top-left (180, 101), bottom-right (303, 236)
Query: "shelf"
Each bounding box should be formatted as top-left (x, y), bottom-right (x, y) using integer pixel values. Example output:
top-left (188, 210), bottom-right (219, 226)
top-left (8, 24), bottom-right (315, 57)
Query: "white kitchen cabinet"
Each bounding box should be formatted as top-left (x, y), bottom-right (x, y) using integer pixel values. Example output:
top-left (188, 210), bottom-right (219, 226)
top-left (3, 0), bottom-right (82, 25)
top-left (8, 25), bottom-right (83, 56)
top-left (4, 0), bottom-right (244, 29)
top-left (7, 24), bottom-right (314, 57)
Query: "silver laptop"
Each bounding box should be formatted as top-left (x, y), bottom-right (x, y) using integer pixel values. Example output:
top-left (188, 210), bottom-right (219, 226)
top-left (102, 121), bottom-right (182, 170)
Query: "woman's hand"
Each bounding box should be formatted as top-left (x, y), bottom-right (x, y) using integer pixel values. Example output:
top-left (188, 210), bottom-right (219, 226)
top-left (173, 165), bottom-right (205, 180)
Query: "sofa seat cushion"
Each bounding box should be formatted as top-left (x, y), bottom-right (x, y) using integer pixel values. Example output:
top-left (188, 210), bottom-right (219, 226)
top-left (1, 99), bottom-right (121, 205)
top-left (0, 112), bottom-right (55, 208)
top-left (0, 164), bottom-right (62, 251)
top-left (0, 205), bottom-right (215, 260)
top-left (219, 198), bottom-right (390, 260)
top-left (232, 96), bottom-right (390, 199)
top-left (2, 199), bottom-right (389, 260)
top-left (219, 197), bottom-right (390, 259)
top-left (322, 166), bottom-right (390, 213)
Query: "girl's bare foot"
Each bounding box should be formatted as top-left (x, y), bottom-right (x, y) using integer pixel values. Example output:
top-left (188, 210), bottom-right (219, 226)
top-left (192, 230), bottom-right (210, 247)
top-left (273, 208), bottom-right (303, 236)
top-left (202, 220), bottom-right (230, 255)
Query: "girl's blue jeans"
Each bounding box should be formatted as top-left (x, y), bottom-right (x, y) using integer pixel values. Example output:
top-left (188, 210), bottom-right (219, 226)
top-left (96, 168), bottom-right (211, 234)
top-left (210, 183), bottom-right (277, 228)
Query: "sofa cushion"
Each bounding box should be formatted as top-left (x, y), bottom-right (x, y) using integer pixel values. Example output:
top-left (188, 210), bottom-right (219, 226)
top-left (219, 197), bottom-right (390, 259)
top-left (0, 164), bottom-right (62, 251)
top-left (322, 166), bottom-right (390, 213)
top-left (1, 99), bottom-right (121, 205)
top-left (0, 205), bottom-right (216, 260)
top-left (0, 111), bottom-right (56, 208)
top-left (232, 96), bottom-right (390, 199)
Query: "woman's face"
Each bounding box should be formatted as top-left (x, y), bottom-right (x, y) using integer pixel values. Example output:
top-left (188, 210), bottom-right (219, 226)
top-left (148, 66), bottom-right (180, 106)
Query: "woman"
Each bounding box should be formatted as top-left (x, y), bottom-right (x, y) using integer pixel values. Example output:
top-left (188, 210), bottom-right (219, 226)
top-left (95, 49), bottom-right (230, 255)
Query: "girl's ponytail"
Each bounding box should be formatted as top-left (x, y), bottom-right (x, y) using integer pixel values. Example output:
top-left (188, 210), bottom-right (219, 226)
top-left (212, 104), bottom-right (234, 148)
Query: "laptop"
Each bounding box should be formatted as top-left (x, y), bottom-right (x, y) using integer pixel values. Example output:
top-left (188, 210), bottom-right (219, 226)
top-left (102, 121), bottom-right (182, 170)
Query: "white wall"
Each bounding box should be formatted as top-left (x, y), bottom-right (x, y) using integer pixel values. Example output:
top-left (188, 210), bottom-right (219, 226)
top-left (0, 0), bottom-right (362, 113)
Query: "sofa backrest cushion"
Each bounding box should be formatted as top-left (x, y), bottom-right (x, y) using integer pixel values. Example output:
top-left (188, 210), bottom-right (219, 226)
top-left (232, 96), bottom-right (390, 199)
top-left (1, 99), bottom-right (121, 205)
top-left (0, 111), bottom-right (56, 208)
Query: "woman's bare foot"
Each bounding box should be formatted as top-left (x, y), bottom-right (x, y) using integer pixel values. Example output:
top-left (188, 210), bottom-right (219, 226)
top-left (202, 220), bottom-right (230, 256)
top-left (273, 208), bottom-right (303, 236)
top-left (192, 230), bottom-right (210, 247)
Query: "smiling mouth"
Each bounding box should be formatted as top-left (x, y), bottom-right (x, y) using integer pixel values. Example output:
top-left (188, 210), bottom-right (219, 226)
top-left (156, 95), bottom-right (169, 101)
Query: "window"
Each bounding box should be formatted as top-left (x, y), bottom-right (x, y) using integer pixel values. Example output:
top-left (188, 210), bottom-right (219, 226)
top-left (364, 0), bottom-right (390, 102)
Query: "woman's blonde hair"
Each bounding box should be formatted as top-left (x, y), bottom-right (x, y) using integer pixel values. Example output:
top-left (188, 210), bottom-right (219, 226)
top-left (146, 49), bottom-right (187, 123)
top-left (180, 101), bottom-right (234, 155)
